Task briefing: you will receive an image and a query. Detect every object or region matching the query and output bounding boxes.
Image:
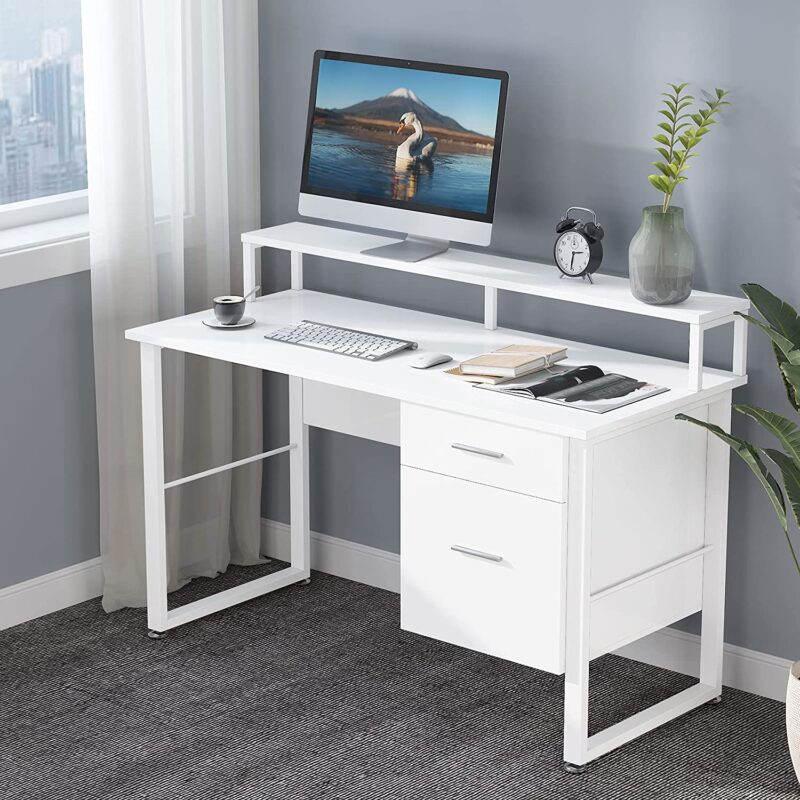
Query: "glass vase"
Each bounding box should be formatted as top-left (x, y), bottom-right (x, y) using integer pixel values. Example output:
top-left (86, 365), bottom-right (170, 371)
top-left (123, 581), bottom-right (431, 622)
top-left (629, 205), bottom-right (695, 305)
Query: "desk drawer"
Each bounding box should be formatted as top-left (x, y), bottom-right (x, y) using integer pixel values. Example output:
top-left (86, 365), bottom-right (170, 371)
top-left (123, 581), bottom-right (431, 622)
top-left (401, 404), bottom-right (566, 501)
top-left (400, 467), bottom-right (566, 674)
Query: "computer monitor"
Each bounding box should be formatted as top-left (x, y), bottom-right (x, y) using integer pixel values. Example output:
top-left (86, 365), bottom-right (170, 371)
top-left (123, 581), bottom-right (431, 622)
top-left (299, 51), bottom-right (508, 262)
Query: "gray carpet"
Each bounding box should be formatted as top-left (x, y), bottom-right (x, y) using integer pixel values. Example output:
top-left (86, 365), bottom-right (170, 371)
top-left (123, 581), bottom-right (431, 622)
top-left (1, 564), bottom-right (796, 800)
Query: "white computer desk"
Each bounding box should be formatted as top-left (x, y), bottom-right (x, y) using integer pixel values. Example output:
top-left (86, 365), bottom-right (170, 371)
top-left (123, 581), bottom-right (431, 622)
top-left (126, 222), bottom-right (749, 771)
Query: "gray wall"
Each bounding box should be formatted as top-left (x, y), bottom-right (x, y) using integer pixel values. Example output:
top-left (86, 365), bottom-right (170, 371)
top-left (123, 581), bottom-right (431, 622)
top-left (0, 272), bottom-right (99, 588)
top-left (259, 0), bottom-right (800, 660)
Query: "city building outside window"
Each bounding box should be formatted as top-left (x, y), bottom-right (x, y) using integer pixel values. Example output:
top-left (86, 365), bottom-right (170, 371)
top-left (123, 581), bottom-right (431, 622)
top-left (0, 0), bottom-right (86, 216)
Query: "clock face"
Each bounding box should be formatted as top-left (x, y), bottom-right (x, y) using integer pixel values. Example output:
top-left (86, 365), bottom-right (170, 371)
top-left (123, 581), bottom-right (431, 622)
top-left (555, 231), bottom-right (591, 275)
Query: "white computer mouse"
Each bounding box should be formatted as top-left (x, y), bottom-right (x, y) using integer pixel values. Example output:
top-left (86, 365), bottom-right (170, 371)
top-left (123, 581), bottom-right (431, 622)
top-left (409, 352), bottom-right (453, 369)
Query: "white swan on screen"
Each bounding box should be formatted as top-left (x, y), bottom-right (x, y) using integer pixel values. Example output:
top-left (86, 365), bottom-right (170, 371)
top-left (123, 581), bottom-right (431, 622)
top-left (395, 112), bottom-right (437, 164)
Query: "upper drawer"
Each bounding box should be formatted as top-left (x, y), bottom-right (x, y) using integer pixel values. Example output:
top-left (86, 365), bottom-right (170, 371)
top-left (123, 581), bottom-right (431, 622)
top-left (401, 404), bottom-right (566, 502)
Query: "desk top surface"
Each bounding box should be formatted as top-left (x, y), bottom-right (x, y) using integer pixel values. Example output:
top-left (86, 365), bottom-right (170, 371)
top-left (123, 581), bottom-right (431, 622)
top-left (126, 290), bottom-right (746, 441)
top-left (243, 222), bottom-right (750, 325)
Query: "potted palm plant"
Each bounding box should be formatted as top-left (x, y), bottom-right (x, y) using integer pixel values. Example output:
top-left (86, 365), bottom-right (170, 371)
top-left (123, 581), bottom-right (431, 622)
top-left (678, 283), bottom-right (800, 782)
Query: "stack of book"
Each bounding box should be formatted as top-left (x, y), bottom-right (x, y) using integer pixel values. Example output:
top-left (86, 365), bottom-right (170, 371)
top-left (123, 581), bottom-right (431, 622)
top-left (446, 343), bottom-right (568, 385)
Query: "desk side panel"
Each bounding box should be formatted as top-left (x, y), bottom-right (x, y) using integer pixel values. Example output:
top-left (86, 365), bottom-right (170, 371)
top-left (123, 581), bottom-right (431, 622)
top-left (589, 408), bottom-right (709, 594)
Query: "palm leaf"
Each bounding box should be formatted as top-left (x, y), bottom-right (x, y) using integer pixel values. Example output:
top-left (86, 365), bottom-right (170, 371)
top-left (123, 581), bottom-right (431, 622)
top-left (741, 284), bottom-right (800, 411)
top-left (764, 448), bottom-right (800, 575)
top-left (782, 364), bottom-right (800, 410)
top-left (741, 283), bottom-right (800, 346)
top-left (734, 404), bottom-right (800, 465)
top-left (676, 414), bottom-right (787, 531)
top-left (736, 312), bottom-right (798, 358)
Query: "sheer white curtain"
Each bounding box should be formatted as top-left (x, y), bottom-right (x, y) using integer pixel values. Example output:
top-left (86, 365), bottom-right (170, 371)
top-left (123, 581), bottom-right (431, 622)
top-left (82, 0), bottom-right (263, 611)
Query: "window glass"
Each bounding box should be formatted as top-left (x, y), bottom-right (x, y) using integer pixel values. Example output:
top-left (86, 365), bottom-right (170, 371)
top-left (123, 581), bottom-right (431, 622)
top-left (0, 0), bottom-right (86, 206)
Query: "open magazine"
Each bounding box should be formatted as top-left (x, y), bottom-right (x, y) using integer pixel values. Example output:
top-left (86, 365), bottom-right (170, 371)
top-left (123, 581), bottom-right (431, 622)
top-left (477, 364), bottom-right (668, 414)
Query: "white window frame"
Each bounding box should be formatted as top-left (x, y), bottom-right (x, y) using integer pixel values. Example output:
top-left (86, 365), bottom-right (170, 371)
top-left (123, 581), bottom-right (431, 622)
top-left (0, 190), bottom-right (89, 232)
top-left (0, 190), bottom-right (90, 291)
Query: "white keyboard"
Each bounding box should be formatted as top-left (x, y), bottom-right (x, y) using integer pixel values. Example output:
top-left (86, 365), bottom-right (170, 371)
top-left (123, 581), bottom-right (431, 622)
top-left (265, 320), bottom-right (418, 361)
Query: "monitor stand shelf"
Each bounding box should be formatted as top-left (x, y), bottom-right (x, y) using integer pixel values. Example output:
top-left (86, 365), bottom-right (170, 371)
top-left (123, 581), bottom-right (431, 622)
top-left (242, 222), bottom-right (750, 390)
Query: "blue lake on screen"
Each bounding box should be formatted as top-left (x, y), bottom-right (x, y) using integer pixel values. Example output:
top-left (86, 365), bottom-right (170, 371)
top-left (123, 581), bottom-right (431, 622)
top-left (307, 126), bottom-right (493, 214)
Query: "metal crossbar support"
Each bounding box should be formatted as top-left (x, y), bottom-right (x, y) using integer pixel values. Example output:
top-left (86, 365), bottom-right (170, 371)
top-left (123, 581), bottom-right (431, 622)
top-left (164, 445), bottom-right (295, 490)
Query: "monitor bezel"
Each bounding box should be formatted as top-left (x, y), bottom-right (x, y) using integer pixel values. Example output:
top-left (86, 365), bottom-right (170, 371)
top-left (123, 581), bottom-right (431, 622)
top-left (300, 50), bottom-right (508, 225)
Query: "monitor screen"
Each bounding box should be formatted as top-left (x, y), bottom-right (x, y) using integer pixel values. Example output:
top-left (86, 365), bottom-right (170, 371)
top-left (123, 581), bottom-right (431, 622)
top-left (301, 52), bottom-right (508, 223)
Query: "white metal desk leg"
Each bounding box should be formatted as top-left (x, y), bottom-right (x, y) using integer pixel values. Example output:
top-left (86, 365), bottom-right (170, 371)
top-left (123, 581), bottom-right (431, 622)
top-left (289, 376), bottom-right (311, 580)
top-left (699, 394), bottom-right (732, 698)
top-left (140, 343), bottom-right (169, 636)
top-left (243, 242), bottom-right (258, 298)
top-left (688, 324), bottom-right (704, 391)
top-left (291, 251), bottom-right (304, 290)
top-left (484, 286), bottom-right (498, 330)
top-left (732, 315), bottom-right (748, 376)
top-left (563, 440), bottom-right (593, 772)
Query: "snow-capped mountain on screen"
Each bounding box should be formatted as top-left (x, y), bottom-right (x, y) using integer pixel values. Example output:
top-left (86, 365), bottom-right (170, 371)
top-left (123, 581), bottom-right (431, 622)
top-left (330, 87), bottom-right (471, 133)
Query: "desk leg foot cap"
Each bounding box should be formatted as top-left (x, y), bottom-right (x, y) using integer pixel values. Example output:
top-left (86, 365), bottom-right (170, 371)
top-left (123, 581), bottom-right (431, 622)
top-left (563, 762), bottom-right (586, 775)
top-left (147, 629), bottom-right (168, 640)
top-left (707, 694), bottom-right (723, 705)
top-left (300, 577), bottom-right (312, 586)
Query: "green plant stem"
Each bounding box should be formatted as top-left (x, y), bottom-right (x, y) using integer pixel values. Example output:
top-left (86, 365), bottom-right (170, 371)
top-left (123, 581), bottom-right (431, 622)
top-left (784, 527), bottom-right (800, 577)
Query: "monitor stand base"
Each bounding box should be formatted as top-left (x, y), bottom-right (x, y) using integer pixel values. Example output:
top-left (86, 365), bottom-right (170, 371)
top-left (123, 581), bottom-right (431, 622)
top-left (361, 235), bottom-right (449, 262)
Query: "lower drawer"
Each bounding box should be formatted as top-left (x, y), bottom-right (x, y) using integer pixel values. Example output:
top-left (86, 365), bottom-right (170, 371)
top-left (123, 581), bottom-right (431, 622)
top-left (400, 467), bottom-right (566, 674)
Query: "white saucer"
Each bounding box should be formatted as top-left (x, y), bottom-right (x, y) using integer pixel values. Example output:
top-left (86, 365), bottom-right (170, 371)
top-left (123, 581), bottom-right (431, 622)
top-left (202, 316), bottom-right (255, 329)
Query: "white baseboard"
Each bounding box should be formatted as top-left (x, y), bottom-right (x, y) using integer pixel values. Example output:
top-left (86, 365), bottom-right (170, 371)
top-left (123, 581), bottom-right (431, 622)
top-left (0, 557), bottom-right (104, 631)
top-left (617, 626), bottom-right (793, 703)
top-left (260, 519), bottom-right (399, 593)
top-left (261, 517), bottom-right (793, 702)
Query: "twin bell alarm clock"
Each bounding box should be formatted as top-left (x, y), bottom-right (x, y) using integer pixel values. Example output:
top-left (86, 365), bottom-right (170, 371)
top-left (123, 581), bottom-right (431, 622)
top-left (553, 206), bottom-right (604, 282)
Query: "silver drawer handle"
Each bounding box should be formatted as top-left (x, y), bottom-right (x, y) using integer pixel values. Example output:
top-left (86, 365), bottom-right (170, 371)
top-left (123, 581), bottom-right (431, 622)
top-left (451, 442), bottom-right (504, 459)
top-left (451, 544), bottom-right (503, 562)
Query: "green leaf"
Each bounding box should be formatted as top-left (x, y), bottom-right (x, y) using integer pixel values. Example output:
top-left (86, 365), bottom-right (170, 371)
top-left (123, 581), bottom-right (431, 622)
top-left (716, 87), bottom-right (726, 99)
top-left (766, 449), bottom-right (800, 529)
top-left (696, 126), bottom-right (711, 136)
top-left (741, 284), bottom-right (800, 411)
top-left (647, 174), bottom-right (670, 193)
top-left (735, 404), bottom-right (800, 465)
top-left (657, 121), bottom-right (673, 134)
top-left (781, 364), bottom-right (800, 410)
top-left (691, 113), bottom-right (703, 126)
top-left (764, 448), bottom-right (800, 575)
top-left (653, 161), bottom-right (672, 177)
top-left (669, 82), bottom-right (689, 94)
top-left (677, 99), bottom-right (694, 111)
top-left (736, 312), bottom-right (798, 358)
top-left (653, 133), bottom-right (671, 146)
top-left (676, 414), bottom-right (788, 531)
top-left (741, 284), bottom-right (800, 346)
top-left (658, 109), bottom-right (675, 122)
top-left (656, 146), bottom-right (671, 161)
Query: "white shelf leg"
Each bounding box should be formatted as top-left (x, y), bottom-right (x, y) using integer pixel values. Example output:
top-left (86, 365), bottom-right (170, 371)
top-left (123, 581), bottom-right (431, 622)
top-left (484, 286), bottom-right (497, 330)
top-left (243, 241), bottom-right (258, 298)
top-left (732, 315), bottom-right (748, 376)
top-left (699, 394), bottom-right (732, 693)
top-left (140, 343), bottom-right (169, 634)
top-left (563, 440), bottom-right (593, 769)
top-left (289, 376), bottom-right (311, 576)
top-left (688, 324), bottom-right (704, 392)
top-left (291, 251), bottom-right (304, 290)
